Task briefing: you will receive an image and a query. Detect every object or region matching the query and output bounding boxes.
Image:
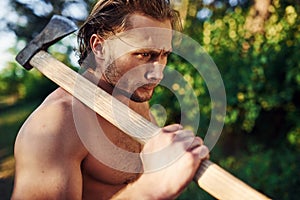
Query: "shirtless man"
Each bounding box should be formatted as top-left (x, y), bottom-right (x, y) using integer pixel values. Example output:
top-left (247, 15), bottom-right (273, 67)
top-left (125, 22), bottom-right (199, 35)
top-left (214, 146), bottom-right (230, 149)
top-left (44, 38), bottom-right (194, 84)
top-left (12, 0), bottom-right (209, 199)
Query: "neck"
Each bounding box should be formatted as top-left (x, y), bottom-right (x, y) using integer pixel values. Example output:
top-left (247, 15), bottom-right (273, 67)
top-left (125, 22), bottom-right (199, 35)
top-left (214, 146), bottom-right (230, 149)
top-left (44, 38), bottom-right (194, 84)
top-left (83, 69), bottom-right (114, 93)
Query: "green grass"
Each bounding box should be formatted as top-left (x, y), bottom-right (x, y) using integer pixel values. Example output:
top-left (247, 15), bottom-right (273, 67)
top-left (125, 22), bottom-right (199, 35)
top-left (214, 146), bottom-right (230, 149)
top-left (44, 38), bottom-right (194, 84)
top-left (0, 100), bottom-right (41, 200)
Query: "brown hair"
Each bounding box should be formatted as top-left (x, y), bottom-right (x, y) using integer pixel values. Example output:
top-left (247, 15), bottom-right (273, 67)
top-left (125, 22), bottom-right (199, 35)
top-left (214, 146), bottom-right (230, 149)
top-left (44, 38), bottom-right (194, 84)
top-left (77, 0), bottom-right (181, 67)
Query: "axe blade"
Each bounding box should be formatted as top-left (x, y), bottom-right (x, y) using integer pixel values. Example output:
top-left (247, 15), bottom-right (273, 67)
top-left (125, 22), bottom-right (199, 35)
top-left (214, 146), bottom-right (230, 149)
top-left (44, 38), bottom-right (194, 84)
top-left (16, 15), bottom-right (78, 70)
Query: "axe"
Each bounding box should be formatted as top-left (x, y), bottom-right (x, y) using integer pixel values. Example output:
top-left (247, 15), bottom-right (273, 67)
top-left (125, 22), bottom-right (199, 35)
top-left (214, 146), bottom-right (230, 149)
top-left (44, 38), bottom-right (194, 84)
top-left (16, 15), bottom-right (271, 200)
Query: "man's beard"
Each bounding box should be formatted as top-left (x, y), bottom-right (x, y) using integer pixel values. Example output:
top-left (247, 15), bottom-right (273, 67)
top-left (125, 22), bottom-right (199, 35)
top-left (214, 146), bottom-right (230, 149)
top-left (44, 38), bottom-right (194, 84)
top-left (104, 63), bottom-right (154, 103)
top-left (113, 87), bottom-right (154, 102)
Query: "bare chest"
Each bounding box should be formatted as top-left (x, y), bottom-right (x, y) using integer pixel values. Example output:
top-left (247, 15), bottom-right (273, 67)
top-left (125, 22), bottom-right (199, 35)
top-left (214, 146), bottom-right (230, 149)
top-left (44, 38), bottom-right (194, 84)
top-left (81, 119), bottom-right (143, 184)
top-left (80, 128), bottom-right (143, 199)
top-left (79, 100), bottom-right (152, 197)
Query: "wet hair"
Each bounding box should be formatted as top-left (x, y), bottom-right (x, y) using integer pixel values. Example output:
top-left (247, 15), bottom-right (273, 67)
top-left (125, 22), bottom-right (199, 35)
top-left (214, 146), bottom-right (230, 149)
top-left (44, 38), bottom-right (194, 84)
top-left (77, 0), bottom-right (181, 67)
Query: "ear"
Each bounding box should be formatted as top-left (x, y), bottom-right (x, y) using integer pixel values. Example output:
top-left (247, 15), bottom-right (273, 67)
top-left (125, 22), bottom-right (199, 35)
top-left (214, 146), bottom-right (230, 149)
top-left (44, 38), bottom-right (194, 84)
top-left (90, 34), bottom-right (104, 59)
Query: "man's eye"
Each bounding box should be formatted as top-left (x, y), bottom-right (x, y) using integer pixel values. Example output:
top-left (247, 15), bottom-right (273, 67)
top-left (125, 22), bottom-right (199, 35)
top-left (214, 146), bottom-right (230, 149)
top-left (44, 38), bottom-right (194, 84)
top-left (141, 53), bottom-right (150, 57)
top-left (136, 52), bottom-right (151, 59)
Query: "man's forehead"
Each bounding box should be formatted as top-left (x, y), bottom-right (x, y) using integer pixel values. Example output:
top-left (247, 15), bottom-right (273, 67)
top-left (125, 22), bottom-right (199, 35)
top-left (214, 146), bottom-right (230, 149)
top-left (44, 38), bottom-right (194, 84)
top-left (112, 27), bottom-right (173, 50)
top-left (105, 13), bottom-right (173, 50)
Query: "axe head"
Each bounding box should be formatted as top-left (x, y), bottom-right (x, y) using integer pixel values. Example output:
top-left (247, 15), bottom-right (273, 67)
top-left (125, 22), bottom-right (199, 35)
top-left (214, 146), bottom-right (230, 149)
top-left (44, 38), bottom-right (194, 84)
top-left (16, 15), bottom-right (77, 70)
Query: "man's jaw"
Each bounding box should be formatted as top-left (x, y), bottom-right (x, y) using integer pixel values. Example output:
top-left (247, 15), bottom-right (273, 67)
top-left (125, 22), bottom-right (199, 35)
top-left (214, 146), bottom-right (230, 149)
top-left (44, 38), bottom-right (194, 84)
top-left (98, 74), bottom-right (158, 102)
top-left (111, 86), bottom-right (154, 102)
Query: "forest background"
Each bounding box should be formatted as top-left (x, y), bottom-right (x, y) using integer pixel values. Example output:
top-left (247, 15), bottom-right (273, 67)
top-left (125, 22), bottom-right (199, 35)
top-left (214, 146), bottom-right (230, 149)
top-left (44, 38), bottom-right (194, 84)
top-left (0, 0), bottom-right (299, 199)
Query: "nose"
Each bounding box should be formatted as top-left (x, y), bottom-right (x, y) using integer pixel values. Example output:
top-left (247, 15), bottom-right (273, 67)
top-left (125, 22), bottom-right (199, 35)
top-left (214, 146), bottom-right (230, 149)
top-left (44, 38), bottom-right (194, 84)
top-left (145, 51), bottom-right (168, 82)
top-left (145, 62), bottom-right (165, 82)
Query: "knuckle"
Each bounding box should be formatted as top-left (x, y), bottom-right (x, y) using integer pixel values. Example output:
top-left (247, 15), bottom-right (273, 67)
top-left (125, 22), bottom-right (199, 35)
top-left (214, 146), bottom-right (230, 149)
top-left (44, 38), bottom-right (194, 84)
top-left (194, 136), bottom-right (203, 145)
top-left (198, 145), bottom-right (210, 159)
top-left (162, 124), bottom-right (182, 132)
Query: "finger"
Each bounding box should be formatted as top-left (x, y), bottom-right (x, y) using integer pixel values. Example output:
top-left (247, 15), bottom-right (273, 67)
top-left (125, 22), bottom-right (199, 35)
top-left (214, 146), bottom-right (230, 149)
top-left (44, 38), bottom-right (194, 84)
top-left (172, 131), bottom-right (194, 150)
top-left (172, 131), bottom-right (204, 144)
top-left (191, 145), bottom-right (210, 160)
top-left (188, 136), bottom-right (203, 147)
top-left (162, 124), bottom-right (183, 133)
top-left (170, 130), bottom-right (196, 152)
top-left (186, 137), bottom-right (204, 151)
top-left (172, 129), bottom-right (194, 140)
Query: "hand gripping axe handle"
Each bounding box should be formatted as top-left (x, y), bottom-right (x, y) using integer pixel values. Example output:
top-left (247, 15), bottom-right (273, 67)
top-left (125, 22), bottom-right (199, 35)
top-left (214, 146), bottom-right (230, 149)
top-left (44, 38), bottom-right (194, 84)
top-left (16, 15), bottom-right (271, 200)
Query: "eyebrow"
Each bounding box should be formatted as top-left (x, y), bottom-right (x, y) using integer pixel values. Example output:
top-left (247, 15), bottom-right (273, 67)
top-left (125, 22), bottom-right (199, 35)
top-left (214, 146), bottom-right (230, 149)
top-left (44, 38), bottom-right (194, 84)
top-left (134, 48), bottom-right (173, 54)
top-left (115, 36), bottom-right (173, 54)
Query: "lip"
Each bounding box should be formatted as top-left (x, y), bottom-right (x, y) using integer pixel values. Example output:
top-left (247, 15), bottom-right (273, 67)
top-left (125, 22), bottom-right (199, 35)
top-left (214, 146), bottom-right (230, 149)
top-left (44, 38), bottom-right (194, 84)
top-left (141, 86), bottom-right (154, 91)
top-left (140, 83), bottom-right (158, 90)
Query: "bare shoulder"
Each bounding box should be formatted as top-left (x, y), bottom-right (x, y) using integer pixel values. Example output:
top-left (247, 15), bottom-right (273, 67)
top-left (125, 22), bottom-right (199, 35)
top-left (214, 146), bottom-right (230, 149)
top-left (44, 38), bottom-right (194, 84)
top-left (15, 88), bottom-right (88, 160)
top-left (13, 88), bottom-right (87, 199)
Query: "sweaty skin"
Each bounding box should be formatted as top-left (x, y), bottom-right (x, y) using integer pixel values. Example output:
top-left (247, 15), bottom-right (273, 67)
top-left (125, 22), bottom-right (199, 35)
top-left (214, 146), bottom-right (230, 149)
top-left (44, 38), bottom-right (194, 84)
top-left (12, 14), bottom-right (209, 200)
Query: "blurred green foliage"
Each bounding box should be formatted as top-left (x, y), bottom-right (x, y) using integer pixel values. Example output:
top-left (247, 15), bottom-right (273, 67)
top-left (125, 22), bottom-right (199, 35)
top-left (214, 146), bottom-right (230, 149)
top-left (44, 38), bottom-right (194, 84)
top-left (175, 1), bottom-right (300, 199)
top-left (0, 0), bottom-right (299, 199)
top-left (0, 62), bottom-right (57, 105)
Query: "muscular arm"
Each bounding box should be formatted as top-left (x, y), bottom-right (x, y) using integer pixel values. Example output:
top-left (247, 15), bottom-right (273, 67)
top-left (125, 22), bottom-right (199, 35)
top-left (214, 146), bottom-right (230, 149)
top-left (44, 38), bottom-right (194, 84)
top-left (12, 99), bottom-right (88, 200)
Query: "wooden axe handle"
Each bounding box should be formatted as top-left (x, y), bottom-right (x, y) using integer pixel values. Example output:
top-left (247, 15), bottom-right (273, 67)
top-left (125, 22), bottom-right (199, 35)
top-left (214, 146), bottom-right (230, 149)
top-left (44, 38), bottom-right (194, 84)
top-left (29, 50), bottom-right (271, 200)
